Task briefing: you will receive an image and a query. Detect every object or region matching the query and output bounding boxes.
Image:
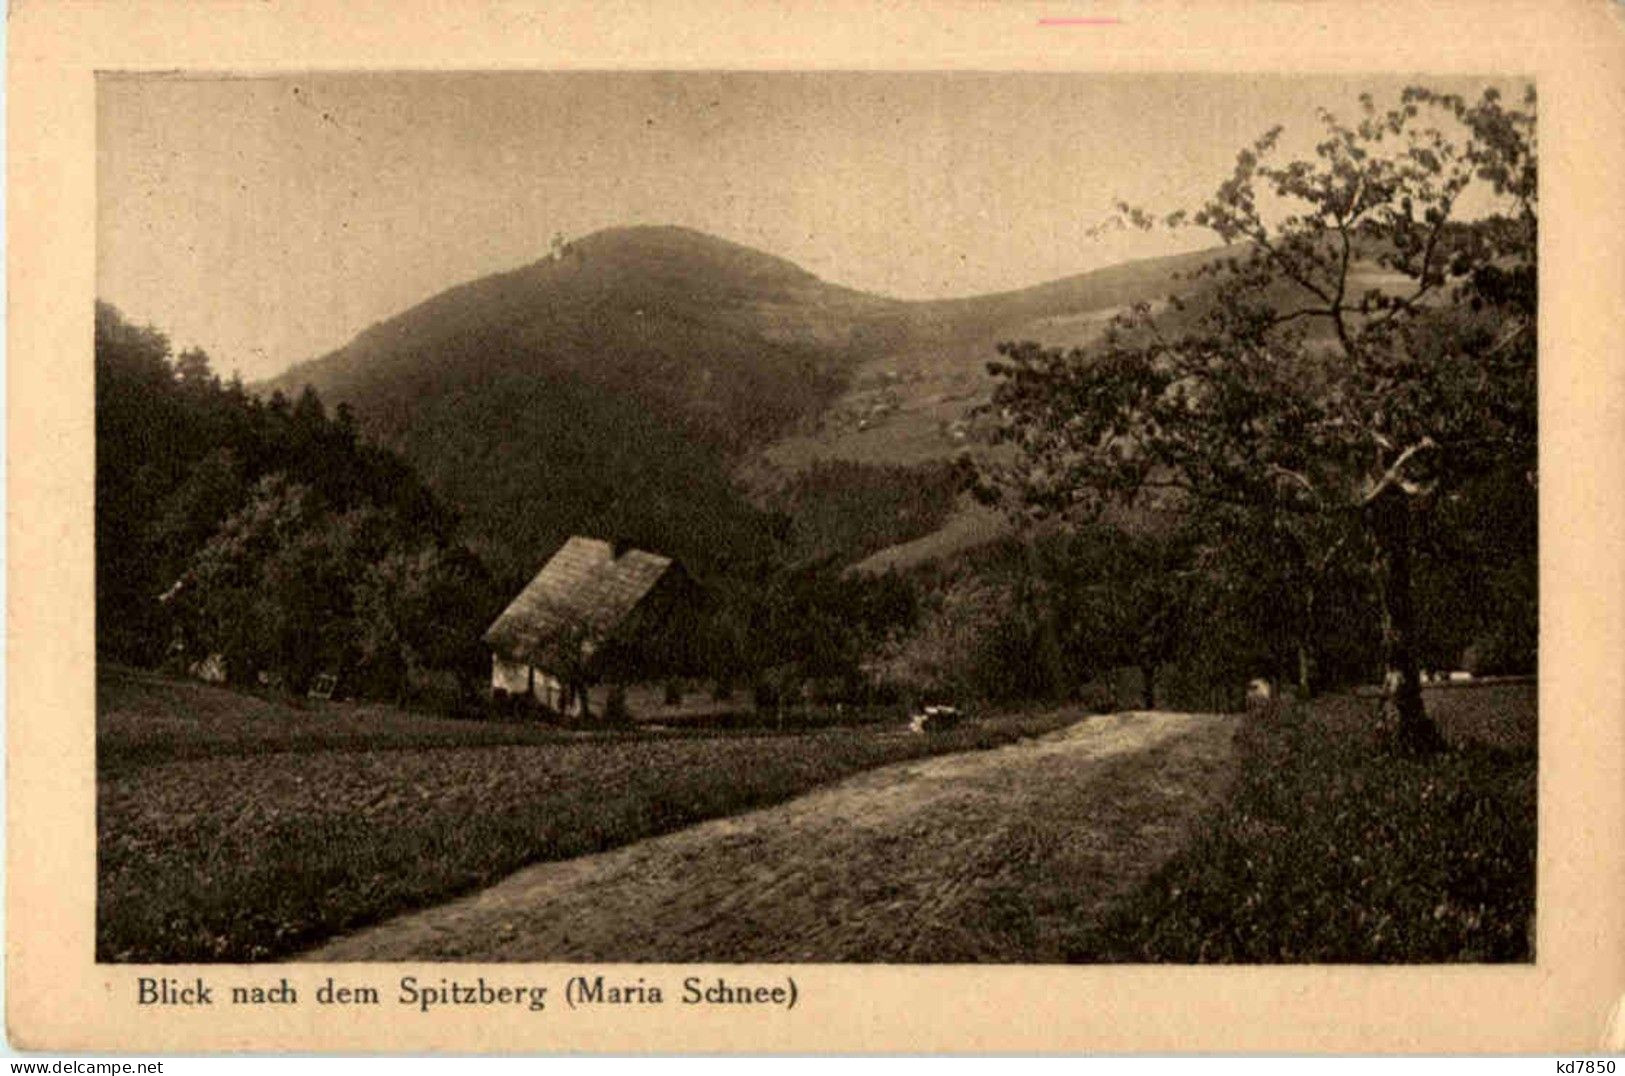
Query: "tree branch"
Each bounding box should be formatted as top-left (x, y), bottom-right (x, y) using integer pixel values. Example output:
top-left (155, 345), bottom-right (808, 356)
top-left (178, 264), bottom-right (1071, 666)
top-left (1361, 437), bottom-right (1437, 506)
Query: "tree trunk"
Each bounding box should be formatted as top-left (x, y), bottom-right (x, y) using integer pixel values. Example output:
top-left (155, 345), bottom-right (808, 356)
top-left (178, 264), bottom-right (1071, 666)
top-left (1297, 584), bottom-right (1315, 699)
top-left (563, 679), bottom-right (589, 721)
top-left (1140, 663), bottom-right (1156, 709)
top-left (1371, 493), bottom-right (1443, 753)
top-left (1022, 535), bottom-right (1067, 700)
top-left (1037, 616), bottom-right (1067, 700)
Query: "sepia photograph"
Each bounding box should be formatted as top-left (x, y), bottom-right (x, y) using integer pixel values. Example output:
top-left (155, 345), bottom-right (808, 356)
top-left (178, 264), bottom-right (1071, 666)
top-left (92, 69), bottom-right (1540, 969)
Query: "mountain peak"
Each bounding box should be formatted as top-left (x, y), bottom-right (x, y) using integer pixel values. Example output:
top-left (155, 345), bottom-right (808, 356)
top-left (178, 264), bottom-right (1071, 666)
top-left (259, 235), bottom-right (1222, 578)
top-left (563, 225), bottom-right (820, 288)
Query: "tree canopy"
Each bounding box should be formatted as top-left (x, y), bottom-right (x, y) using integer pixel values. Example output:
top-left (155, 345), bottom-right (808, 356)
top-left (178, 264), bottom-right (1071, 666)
top-left (96, 302), bottom-right (498, 700)
top-left (981, 85), bottom-right (1537, 749)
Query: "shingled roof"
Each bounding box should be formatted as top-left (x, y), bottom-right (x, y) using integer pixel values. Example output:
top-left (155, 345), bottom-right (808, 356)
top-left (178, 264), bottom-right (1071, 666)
top-left (483, 537), bottom-right (679, 667)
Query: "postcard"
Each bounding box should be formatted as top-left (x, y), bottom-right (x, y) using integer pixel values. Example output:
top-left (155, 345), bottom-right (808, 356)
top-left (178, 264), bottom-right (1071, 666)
top-left (8, 0), bottom-right (1624, 1054)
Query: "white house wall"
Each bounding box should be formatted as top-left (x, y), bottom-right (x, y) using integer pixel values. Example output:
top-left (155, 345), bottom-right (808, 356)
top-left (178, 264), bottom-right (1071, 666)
top-left (491, 654), bottom-right (531, 695)
top-left (491, 655), bottom-right (570, 711)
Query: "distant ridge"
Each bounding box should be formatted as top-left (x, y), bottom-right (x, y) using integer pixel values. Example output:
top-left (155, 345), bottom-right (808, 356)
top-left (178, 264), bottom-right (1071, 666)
top-left (259, 226), bottom-right (1229, 579)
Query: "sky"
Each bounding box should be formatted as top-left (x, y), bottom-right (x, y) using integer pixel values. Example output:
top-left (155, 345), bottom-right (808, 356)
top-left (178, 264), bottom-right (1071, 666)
top-left (97, 72), bottom-right (1520, 382)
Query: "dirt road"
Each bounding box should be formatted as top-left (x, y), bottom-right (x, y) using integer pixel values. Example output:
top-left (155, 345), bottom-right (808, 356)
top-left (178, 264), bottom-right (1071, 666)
top-left (303, 710), bottom-right (1236, 963)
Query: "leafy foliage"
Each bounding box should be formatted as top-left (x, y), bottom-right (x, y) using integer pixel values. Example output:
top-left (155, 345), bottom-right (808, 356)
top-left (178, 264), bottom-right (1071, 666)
top-left (400, 369), bottom-right (786, 588)
top-left (698, 564), bottom-right (919, 703)
top-left (877, 519), bottom-right (1314, 708)
top-left (96, 302), bottom-right (496, 697)
top-left (871, 571), bottom-right (1029, 702)
top-left (97, 296), bottom-right (933, 706)
top-left (982, 86), bottom-right (1537, 746)
top-left (764, 458), bottom-right (968, 567)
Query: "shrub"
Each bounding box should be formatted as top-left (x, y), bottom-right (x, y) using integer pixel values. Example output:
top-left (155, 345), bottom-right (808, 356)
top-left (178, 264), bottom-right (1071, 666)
top-left (1072, 682), bottom-right (1119, 714)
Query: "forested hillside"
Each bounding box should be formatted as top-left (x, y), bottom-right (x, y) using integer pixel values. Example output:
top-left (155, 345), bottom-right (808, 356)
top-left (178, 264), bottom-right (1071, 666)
top-left (96, 302), bottom-right (498, 699)
top-left (262, 226), bottom-right (924, 581)
top-left (261, 226), bottom-right (1227, 582)
top-left (95, 298), bottom-right (926, 709)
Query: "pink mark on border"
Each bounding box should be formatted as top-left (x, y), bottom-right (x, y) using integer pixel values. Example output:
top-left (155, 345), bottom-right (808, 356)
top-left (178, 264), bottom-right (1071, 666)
top-left (1038, 16), bottom-right (1122, 25)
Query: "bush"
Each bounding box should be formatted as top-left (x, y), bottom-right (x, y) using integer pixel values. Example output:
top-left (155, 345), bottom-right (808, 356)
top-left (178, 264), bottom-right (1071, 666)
top-left (1072, 681), bottom-right (1120, 714)
top-left (870, 574), bottom-right (1044, 702)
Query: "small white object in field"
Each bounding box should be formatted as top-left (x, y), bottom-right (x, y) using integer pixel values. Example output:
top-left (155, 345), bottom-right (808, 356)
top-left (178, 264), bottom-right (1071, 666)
top-left (189, 652), bottom-right (228, 684)
top-left (909, 704), bottom-right (963, 734)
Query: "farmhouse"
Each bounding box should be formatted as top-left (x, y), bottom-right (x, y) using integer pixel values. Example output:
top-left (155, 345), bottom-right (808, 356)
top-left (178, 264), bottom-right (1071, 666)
top-left (483, 536), bottom-right (699, 717)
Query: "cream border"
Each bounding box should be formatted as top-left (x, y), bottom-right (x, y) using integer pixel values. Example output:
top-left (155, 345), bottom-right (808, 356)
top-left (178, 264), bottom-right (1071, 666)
top-left (8, 0), bottom-right (1624, 1054)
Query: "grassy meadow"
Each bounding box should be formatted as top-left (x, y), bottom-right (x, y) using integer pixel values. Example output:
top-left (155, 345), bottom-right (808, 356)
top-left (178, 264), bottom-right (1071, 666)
top-left (1071, 683), bottom-right (1538, 963)
top-left (97, 667), bottom-right (1078, 963)
top-left (98, 667), bottom-right (1536, 965)
top-left (295, 685), bottom-right (1536, 966)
